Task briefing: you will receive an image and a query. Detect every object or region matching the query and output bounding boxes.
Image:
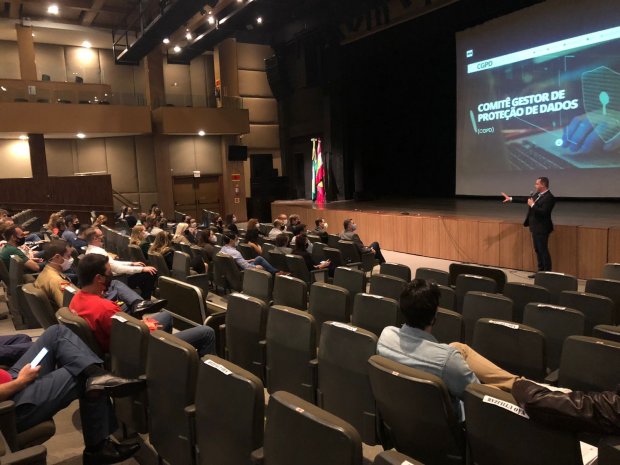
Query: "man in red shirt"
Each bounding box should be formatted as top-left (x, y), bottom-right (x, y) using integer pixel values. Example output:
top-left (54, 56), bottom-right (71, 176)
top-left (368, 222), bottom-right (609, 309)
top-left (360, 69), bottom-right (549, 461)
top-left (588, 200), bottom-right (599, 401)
top-left (71, 254), bottom-right (215, 355)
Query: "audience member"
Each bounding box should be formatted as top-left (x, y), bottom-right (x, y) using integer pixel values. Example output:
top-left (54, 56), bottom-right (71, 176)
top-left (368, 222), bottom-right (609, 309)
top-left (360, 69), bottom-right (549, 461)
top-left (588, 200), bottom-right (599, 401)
top-left (268, 219), bottom-right (284, 241)
top-left (273, 233), bottom-right (293, 255)
top-left (341, 218), bottom-right (386, 264)
top-left (221, 233), bottom-right (280, 274)
top-left (172, 222), bottom-right (191, 245)
top-left (292, 234), bottom-right (330, 272)
top-left (92, 215), bottom-right (107, 228)
top-left (124, 208), bottom-right (137, 228)
top-left (72, 224), bottom-right (90, 253)
top-left (85, 227), bottom-right (157, 299)
top-left (0, 334), bottom-right (33, 366)
top-left (187, 219), bottom-right (199, 243)
top-left (246, 218), bottom-right (260, 232)
top-left (245, 228), bottom-right (262, 256)
top-left (0, 225), bottom-right (42, 273)
top-left (224, 213), bottom-right (239, 234)
top-left (0, 324), bottom-right (143, 464)
top-left (148, 230), bottom-right (174, 269)
top-left (71, 254), bottom-right (215, 356)
top-left (61, 214), bottom-right (81, 244)
top-left (287, 214), bottom-right (305, 235)
top-left (377, 279), bottom-right (518, 420)
top-left (314, 217), bottom-right (329, 243)
top-left (195, 230), bottom-right (216, 263)
top-left (512, 379), bottom-right (620, 435)
top-left (129, 224), bottom-right (150, 259)
top-left (149, 217), bottom-right (166, 236)
top-left (43, 213), bottom-right (61, 235)
top-left (214, 216), bottom-right (224, 234)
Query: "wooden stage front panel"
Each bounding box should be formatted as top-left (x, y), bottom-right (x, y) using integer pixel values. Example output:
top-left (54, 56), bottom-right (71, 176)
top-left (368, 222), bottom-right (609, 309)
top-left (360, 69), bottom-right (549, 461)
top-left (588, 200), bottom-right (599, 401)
top-left (271, 201), bottom-right (613, 280)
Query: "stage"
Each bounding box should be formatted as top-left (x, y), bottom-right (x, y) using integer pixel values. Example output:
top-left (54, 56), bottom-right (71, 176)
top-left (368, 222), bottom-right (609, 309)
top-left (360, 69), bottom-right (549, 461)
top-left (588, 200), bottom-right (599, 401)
top-left (271, 197), bottom-right (620, 280)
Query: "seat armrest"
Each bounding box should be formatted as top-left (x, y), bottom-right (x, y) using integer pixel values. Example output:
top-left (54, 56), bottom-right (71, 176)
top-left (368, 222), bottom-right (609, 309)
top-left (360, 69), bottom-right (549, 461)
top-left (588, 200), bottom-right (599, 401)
top-left (1, 444), bottom-right (47, 465)
top-left (310, 269), bottom-right (329, 283)
top-left (0, 401), bottom-right (18, 452)
top-left (250, 447), bottom-right (264, 465)
top-left (544, 369), bottom-right (559, 385)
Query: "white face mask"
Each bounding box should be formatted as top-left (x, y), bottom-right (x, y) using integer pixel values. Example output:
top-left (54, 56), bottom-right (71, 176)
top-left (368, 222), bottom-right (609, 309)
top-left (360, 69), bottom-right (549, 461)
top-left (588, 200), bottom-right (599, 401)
top-left (191, 222), bottom-right (197, 228)
top-left (209, 236), bottom-right (217, 244)
top-left (323, 222), bottom-right (328, 229)
top-left (61, 257), bottom-right (74, 271)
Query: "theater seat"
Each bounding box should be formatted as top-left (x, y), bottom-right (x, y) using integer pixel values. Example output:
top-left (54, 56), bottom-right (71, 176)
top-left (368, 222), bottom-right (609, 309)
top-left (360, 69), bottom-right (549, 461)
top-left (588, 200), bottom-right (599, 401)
top-left (369, 274), bottom-right (407, 301)
top-left (351, 293), bottom-right (400, 338)
top-left (373, 450), bottom-right (424, 465)
top-left (534, 272), bottom-right (577, 304)
top-left (0, 401), bottom-right (55, 453)
top-left (21, 284), bottom-right (55, 329)
top-left (368, 355), bottom-right (464, 465)
top-left (242, 268), bottom-right (273, 305)
top-left (252, 391), bottom-right (362, 465)
top-left (309, 283), bottom-right (350, 339)
top-left (432, 308), bottom-right (463, 344)
top-left (415, 267), bottom-right (450, 286)
top-left (380, 263), bottom-right (411, 282)
top-left (464, 384), bottom-right (582, 465)
top-left (557, 335), bottom-right (620, 391)
top-left (273, 275), bottom-right (307, 310)
top-left (56, 308), bottom-right (104, 358)
top-left (503, 282), bottom-right (551, 323)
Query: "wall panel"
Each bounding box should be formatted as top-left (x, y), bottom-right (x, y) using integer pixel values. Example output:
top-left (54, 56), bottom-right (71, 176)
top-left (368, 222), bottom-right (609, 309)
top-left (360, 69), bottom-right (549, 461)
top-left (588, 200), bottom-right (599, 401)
top-left (238, 70), bottom-right (272, 97)
top-left (478, 220), bottom-right (500, 266)
top-left (34, 43), bottom-right (67, 81)
top-left (577, 227), bottom-right (608, 280)
top-left (0, 140), bottom-right (32, 178)
top-left (76, 138), bottom-right (106, 173)
top-left (45, 139), bottom-right (75, 176)
top-left (609, 228), bottom-right (620, 263)
top-left (422, 217), bottom-right (440, 258)
top-left (457, 219), bottom-right (479, 263)
top-left (0, 40), bottom-right (20, 79)
top-left (105, 138), bottom-right (137, 193)
top-left (135, 136), bottom-right (157, 193)
top-left (499, 223), bottom-right (523, 270)
top-left (236, 43), bottom-right (272, 71)
top-left (438, 217), bottom-right (459, 261)
top-left (549, 226), bottom-right (578, 276)
top-left (64, 46), bottom-right (101, 84)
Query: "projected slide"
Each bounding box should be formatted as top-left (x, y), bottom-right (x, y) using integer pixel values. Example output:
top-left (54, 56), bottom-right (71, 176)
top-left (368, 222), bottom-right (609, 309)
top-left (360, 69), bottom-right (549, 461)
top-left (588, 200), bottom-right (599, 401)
top-left (456, 0), bottom-right (620, 197)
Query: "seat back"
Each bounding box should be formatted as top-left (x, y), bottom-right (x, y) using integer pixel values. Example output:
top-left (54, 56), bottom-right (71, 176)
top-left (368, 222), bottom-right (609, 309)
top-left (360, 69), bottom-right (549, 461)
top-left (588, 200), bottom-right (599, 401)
top-left (238, 243), bottom-right (257, 260)
top-left (323, 247), bottom-right (345, 268)
top-left (462, 291), bottom-right (513, 344)
top-left (266, 306), bottom-right (317, 401)
top-left (503, 282), bottom-right (551, 323)
top-left (261, 242), bottom-right (275, 259)
top-left (373, 450), bottom-right (424, 465)
top-left (602, 263), bottom-right (620, 280)
top-left (368, 355), bottom-right (463, 465)
top-left (464, 384), bottom-right (582, 465)
top-left (432, 308), bottom-right (463, 344)
top-left (309, 283), bottom-right (350, 339)
top-left (146, 330), bottom-right (198, 465)
top-left (266, 250), bottom-right (287, 272)
top-left (558, 335), bottom-right (620, 391)
top-left (0, 258), bottom-right (9, 287)
top-left (585, 278), bottom-right (620, 324)
top-left (225, 293), bottom-right (269, 380)
top-left (558, 291), bottom-right (614, 335)
top-left (171, 251), bottom-right (193, 280)
top-left (369, 274), bottom-right (406, 301)
top-left (454, 274), bottom-right (497, 313)
top-left (351, 293), bottom-right (400, 338)
top-left (337, 240), bottom-right (361, 265)
top-left (157, 276), bottom-right (206, 329)
top-left (415, 267), bottom-right (450, 285)
top-left (437, 284), bottom-right (456, 311)
top-left (380, 263), bottom-right (411, 282)
top-left (195, 356), bottom-right (264, 465)
top-left (285, 254), bottom-right (312, 284)
top-left (318, 322), bottom-right (378, 445)
top-left (311, 241), bottom-right (327, 263)
top-left (110, 312), bottom-right (150, 433)
top-left (449, 263), bottom-right (507, 292)
top-left (212, 251), bottom-right (228, 291)
top-left (534, 272), bottom-right (578, 304)
top-left (116, 234), bottom-right (130, 260)
top-left (333, 267), bottom-right (366, 302)
top-left (128, 244), bottom-right (147, 263)
top-left (22, 283), bottom-right (57, 329)
top-left (148, 252), bottom-right (171, 277)
top-left (327, 234), bottom-right (341, 248)
top-left (472, 318), bottom-right (546, 380)
top-left (592, 324), bottom-right (620, 343)
top-left (242, 268), bottom-right (273, 304)
top-left (262, 390), bottom-right (362, 465)
top-left (56, 307), bottom-right (104, 358)
top-left (273, 275), bottom-right (307, 310)
top-left (218, 252), bottom-right (244, 292)
top-left (523, 303), bottom-right (585, 371)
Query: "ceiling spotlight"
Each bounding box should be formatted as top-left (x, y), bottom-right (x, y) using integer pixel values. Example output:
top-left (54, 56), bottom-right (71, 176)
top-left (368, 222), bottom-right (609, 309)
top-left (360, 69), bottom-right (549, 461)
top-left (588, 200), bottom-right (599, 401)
top-left (1, 86), bottom-right (6, 92)
top-left (162, 37), bottom-right (170, 44)
top-left (47, 4), bottom-right (59, 15)
top-left (185, 32), bottom-right (192, 40)
top-left (237, 0), bottom-right (243, 3)
top-left (256, 16), bottom-right (263, 24)
top-left (19, 135), bottom-right (29, 141)
top-left (198, 130), bottom-right (206, 136)
top-left (219, 17), bottom-right (227, 24)
top-left (82, 40), bottom-right (92, 48)
top-left (173, 45), bottom-right (181, 53)
top-left (207, 15), bottom-right (215, 25)
top-left (76, 133), bottom-right (86, 139)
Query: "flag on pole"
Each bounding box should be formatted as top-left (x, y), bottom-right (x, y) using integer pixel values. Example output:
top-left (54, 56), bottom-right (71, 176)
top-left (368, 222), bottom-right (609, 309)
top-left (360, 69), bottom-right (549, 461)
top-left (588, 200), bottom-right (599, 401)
top-left (311, 138), bottom-right (317, 201)
top-left (315, 139), bottom-right (326, 204)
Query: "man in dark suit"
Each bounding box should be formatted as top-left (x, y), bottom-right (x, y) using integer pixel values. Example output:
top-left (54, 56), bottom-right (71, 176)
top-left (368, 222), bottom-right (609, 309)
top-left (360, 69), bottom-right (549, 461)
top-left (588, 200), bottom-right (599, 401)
top-left (502, 177), bottom-right (556, 277)
top-left (340, 218), bottom-right (386, 264)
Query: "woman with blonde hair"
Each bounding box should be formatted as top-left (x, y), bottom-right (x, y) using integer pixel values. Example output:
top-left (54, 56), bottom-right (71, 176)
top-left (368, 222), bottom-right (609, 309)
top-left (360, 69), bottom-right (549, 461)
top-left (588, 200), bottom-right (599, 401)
top-left (129, 224), bottom-right (150, 258)
top-left (148, 230), bottom-right (174, 269)
top-left (172, 222), bottom-right (191, 245)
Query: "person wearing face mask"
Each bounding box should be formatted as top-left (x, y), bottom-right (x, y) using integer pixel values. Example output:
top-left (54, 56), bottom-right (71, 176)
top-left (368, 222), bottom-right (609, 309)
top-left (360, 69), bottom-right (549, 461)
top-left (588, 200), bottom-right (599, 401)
top-left (195, 229), bottom-right (217, 263)
top-left (34, 241), bottom-right (76, 306)
top-left (187, 219), bottom-right (199, 243)
top-left (314, 218), bottom-right (329, 243)
top-left (292, 234), bottom-right (331, 272)
top-left (71, 254), bottom-right (215, 357)
top-left (0, 225), bottom-right (42, 273)
top-left (61, 214), bottom-right (81, 244)
top-left (224, 213), bottom-right (239, 234)
top-left (340, 218), bottom-right (386, 264)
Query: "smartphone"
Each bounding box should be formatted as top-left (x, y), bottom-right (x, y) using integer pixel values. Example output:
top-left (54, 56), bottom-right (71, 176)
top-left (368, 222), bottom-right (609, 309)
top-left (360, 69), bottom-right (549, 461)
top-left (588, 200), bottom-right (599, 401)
top-left (30, 347), bottom-right (48, 368)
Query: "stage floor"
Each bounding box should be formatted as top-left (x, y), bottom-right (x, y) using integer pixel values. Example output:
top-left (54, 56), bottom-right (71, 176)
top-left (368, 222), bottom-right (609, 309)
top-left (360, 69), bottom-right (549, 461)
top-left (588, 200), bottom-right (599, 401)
top-left (273, 197), bottom-right (620, 228)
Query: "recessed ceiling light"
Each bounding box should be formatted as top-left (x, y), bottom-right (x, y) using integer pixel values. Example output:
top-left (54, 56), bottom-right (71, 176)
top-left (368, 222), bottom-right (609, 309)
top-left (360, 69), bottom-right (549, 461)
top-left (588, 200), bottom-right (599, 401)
top-left (185, 32), bottom-right (192, 40)
top-left (47, 4), bottom-right (59, 15)
top-left (31, 33), bottom-right (35, 37)
top-left (19, 135), bottom-right (29, 141)
top-left (256, 16), bottom-right (263, 24)
top-left (207, 15), bottom-right (215, 25)
top-left (162, 38), bottom-right (170, 44)
top-left (173, 45), bottom-right (181, 53)
top-left (76, 133), bottom-right (86, 139)
top-left (0, 86), bottom-right (6, 92)
top-left (82, 40), bottom-right (92, 48)
top-left (198, 130), bottom-right (206, 136)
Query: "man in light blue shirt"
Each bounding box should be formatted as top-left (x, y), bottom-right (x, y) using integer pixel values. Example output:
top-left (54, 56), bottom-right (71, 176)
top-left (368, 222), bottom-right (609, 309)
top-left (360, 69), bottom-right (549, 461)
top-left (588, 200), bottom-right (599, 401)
top-left (378, 279), bottom-right (517, 419)
top-left (221, 232), bottom-right (280, 274)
